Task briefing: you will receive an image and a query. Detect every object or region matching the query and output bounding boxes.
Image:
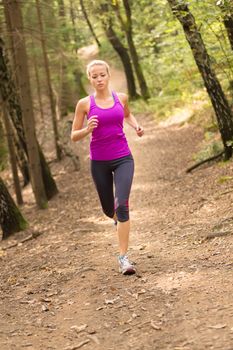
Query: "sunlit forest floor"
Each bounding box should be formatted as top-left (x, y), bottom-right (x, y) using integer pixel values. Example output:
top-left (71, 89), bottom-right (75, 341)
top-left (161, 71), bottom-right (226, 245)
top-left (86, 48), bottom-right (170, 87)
top-left (1, 112), bottom-right (233, 349)
top-left (1, 50), bottom-right (233, 349)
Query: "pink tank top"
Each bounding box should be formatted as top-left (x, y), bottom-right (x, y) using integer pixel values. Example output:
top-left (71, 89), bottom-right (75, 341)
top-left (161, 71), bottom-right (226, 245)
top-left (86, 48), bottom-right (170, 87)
top-left (87, 91), bottom-right (131, 161)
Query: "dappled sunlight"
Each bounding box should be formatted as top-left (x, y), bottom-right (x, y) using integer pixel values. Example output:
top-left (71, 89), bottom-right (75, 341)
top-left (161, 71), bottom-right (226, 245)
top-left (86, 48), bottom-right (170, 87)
top-left (1, 1), bottom-right (233, 349)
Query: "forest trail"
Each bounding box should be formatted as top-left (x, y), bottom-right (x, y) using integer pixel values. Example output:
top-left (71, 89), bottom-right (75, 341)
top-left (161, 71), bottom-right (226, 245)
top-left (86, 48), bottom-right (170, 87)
top-left (1, 115), bottom-right (233, 350)
top-left (1, 57), bottom-right (233, 349)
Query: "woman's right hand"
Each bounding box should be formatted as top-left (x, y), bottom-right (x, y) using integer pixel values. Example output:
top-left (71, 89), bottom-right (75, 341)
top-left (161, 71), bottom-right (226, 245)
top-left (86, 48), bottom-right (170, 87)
top-left (87, 115), bottom-right (99, 133)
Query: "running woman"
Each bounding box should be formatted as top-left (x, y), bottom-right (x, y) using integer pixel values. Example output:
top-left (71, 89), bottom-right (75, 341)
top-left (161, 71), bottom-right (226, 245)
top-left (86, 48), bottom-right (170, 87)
top-left (71, 60), bottom-right (144, 275)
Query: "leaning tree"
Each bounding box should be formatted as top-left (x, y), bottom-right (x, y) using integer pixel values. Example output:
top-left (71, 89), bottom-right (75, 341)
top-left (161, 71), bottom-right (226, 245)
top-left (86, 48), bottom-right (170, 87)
top-left (167, 0), bottom-right (233, 160)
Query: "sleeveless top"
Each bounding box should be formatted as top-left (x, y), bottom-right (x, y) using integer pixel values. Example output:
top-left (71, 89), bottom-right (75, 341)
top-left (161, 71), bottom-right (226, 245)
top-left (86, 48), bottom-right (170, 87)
top-left (87, 91), bottom-right (131, 161)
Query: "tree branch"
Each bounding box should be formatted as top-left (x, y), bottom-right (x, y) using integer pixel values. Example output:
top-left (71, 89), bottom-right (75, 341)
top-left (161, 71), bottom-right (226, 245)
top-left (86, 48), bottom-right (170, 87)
top-left (186, 151), bottom-right (224, 173)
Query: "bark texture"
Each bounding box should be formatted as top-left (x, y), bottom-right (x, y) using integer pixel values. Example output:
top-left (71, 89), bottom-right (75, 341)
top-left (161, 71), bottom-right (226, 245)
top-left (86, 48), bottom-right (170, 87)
top-left (0, 177), bottom-right (27, 239)
top-left (80, 0), bottom-right (101, 47)
top-left (113, 0), bottom-right (150, 100)
top-left (35, 0), bottom-right (62, 160)
top-left (168, 0), bottom-right (233, 159)
top-left (220, 3), bottom-right (233, 50)
top-left (2, 99), bottom-right (23, 205)
top-left (100, 3), bottom-right (139, 100)
top-left (104, 22), bottom-right (139, 100)
top-left (4, 0), bottom-right (47, 208)
top-left (0, 36), bottom-right (58, 200)
top-left (224, 14), bottom-right (233, 50)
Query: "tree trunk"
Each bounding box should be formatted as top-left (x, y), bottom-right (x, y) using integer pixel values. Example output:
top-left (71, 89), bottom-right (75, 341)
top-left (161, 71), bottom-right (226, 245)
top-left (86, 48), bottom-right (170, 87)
top-left (31, 37), bottom-right (45, 124)
top-left (114, 0), bottom-right (150, 100)
top-left (80, 0), bottom-right (101, 48)
top-left (57, 0), bottom-right (73, 118)
top-left (0, 36), bottom-right (58, 200)
top-left (0, 176), bottom-right (27, 239)
top-left (219, 3), bottom-right (233, 50)
top-left (101, 12), bottom-right (139, 100)
top-left (58, 0), bottom-right (66, 20)
top-left (73, 68), bottom-right (88, 99)
top-left (224, 15), bottom-right (233, 50)
top-left (3, 1), bottom-right (18, 87)
top-left (35, 0), bottom-right (62, 160)
top-left (4, 0), bottom-right (47, 208)
top-left (104, 24), bottom-right (139, 100)
top-left (1, 98), bottom-right (23, 205)
top-left (69, 0), bottom-right (79, 53)
top-left (14, 136), bottom-right (30, 187)
top-left (167, 0), bottom-right (233, 160)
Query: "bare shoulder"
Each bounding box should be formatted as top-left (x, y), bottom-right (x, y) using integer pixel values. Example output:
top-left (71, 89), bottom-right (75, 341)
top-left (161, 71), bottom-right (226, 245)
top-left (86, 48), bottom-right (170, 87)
top-left (76, 96), bottom-right (90, 113)
top-left (116, 92), bottom-right (128, 106)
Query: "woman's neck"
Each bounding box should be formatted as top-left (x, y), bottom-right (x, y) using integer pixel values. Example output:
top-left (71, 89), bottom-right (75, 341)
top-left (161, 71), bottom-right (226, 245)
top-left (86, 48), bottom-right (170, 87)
top-left (94, 89), bottom-right (112, 100)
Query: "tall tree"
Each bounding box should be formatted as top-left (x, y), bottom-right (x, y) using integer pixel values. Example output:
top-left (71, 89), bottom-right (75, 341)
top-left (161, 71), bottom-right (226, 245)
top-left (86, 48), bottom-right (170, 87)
top-left (35, 0), bottom-right (62, 160)
top-left (69, 0), bottom-right (79, 53)
top-left (14, 134), bottom-right (30, 187)
top-left (57, 0), bottom-right (74, 118)
top-left (3, 0), bottom-right (47, 208)
top-left (73, 67), bottom-right (88, 99)
top-left (3, 1), bottom-right (18, 87)
top-left (0, 36), bottom-right (58, 200)
top-left (30, 37), bottom-right (45, 124)
top-left (1, 98), bottom-right (23, 205)
top-left (218, 1), bottom-right (233, 50)
top-left (0, 176), bottom-right (27, 240)
top-left (2, 5), bottom-right (30, 187)
top-left (80, 0), bottom-right (101, 48)
top-left (68, 0), bottom-right (88, 99)
top-left (100, 4), bottom-right (139, 100)
top-left (167, 0), bottom-right (233, 160)
top-left (112, 0), bottom-right (150, 100)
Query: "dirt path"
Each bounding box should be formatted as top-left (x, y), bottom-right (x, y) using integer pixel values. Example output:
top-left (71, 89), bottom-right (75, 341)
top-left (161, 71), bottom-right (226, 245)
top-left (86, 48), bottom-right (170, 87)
top-left (1, 112), bottom-right (233, 350)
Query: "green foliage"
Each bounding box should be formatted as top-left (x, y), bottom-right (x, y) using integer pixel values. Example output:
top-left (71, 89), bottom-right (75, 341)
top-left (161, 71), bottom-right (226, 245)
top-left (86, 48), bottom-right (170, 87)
top-left (127, 0), bottom-right (233, 117)
top-left (21, 1), bottom-right (91, 111)
top-left (218, 175), bottom-right (233, 183)
top-left (193, 131), bottom-right (223, 163)
top-left (98, 40), bottom-right (119, 65)
top-left (9, 0), bottom-right (233, 123)
top-left (130, 98), bottom-right (156, 116)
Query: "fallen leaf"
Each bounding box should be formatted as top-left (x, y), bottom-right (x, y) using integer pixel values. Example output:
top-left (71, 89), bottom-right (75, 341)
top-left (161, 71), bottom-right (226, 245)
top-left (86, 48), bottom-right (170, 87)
top-left (64, 340), bottom-right (90, 350)
top-left (39, 298), bottom-right (51, 303)
top-left (209, 324), bottom-right (226, 329)
top-left (0, 249), bottom-right (6, 257)
top-left (20, 299), bottom-right (36, 305)
top-left (41, 304), bottom-right (49, 312)
top-left (105, 297), bottom-right (119, 304)
top-left (87, 334), bottom-right (100, 345)
top-left (151, 320), bottom-right (162, 330)
top-left (120, 328), bottom-right (131, 334)
top-left (96, 306), bottom-right (104, 311)
top-left (71, 324), bottom-right (87, 333)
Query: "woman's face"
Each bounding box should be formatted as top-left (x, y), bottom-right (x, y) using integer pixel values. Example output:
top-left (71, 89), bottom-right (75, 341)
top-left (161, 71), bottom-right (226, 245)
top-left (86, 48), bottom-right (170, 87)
top-left (89, 64), bottom-right (110, 91)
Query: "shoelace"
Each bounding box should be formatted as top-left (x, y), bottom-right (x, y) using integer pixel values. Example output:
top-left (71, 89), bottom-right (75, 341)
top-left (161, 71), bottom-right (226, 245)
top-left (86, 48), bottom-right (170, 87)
top-left (120, 255), bottom-right (132, 266)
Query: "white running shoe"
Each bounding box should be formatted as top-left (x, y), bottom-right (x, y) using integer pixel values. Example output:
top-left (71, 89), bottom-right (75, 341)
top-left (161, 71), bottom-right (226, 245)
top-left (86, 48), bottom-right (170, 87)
top-left (118, 255), bottom-right (136, 275)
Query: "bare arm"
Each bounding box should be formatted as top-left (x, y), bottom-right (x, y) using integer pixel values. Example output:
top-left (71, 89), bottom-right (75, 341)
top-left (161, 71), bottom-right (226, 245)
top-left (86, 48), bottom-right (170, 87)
top-left (71, 98), bottom-right (98, 142)
top-left (119, 93), bottom-right (144, 137)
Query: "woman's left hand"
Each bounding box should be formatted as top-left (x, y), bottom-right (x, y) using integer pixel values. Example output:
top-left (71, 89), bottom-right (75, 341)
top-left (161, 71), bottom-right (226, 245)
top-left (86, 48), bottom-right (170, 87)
top-left (136, 125), bottom-right (144, 137)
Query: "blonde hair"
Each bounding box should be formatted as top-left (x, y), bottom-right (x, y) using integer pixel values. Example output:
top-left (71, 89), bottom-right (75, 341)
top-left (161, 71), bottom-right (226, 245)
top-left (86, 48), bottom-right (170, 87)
top-left (86, 60), bottom-right (110, 77)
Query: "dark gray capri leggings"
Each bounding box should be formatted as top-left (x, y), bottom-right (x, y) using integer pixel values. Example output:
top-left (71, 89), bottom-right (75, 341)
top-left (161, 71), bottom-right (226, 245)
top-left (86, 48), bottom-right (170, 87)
top-left (91, 154), bottom-right (134, 222)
